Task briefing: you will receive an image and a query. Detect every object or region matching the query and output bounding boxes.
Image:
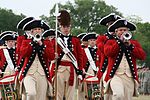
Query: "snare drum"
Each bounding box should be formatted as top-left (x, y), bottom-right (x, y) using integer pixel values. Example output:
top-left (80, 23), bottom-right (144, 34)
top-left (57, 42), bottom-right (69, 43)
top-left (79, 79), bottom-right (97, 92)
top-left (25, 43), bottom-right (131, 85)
top-left (84, 76), bottom-right (102, 100)
top-left (0, 75), bottom-right (19, 100)
top-left (84, 76), bottom-right (99, 84)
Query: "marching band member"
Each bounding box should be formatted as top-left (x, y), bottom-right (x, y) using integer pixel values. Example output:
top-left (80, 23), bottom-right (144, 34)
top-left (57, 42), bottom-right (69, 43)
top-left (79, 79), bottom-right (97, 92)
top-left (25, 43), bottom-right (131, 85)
top-left (104, 19), bottom-right (146, 100)
top-left (16, 17), bottom-right (35, 58)
top-left (16, 17), bottom-right (35, 100)
top-left (53, 10), bottom-right (83, 100)
top-left (0, 31), bottom-right (18, 99)
top-left (18, 19), bottom-right (54, 100)
top-left (42, 29), bottom-right (61, 99)
top-left (96, 13), bottom-right (121, 100)
top-left (97, 13), bottom-right (121, 81)
top-left (0, 31), bottom-right (18, 77)
top-left (82, 32), bottom-right (101, 99)
top-left (42, 29), bottom-right (61, 79)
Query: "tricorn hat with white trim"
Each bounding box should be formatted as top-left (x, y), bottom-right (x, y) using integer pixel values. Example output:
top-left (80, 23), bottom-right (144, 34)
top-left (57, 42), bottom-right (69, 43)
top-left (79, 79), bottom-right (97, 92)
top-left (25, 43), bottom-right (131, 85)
top-left (0, 31), bottom-right (18, 40)
top-left (99, 13), bottom-right (121, 26)
top-left (17, 17), bottom-right (35, 30)
top-left (108, 18), bottom-right (136, 32)
top-left (82, 32), bottom-right (98, 41)
top-left (23, 20), bottom-right (50, 31)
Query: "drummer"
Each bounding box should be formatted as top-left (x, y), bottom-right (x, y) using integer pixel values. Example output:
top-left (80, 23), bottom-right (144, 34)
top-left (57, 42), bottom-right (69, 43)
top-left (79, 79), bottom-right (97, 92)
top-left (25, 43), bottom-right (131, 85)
top-left (82, 32), bottom-right (101, 99)
top-left (0, 31), bottom-right (18, 99)
top-left (0, 31), bottom-right (18, 77)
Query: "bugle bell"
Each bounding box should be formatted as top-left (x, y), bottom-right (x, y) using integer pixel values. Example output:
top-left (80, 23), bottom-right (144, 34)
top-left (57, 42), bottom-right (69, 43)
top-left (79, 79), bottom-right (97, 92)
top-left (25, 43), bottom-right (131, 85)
top-left (122, 31), bottom-right (132, 42)
top-left (33, 33), bottom-right (42, 41)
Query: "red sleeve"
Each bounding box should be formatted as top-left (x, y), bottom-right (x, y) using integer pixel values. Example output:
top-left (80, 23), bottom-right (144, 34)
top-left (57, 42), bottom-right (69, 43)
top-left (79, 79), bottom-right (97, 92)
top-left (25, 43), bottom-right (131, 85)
top-left (43, 40), bottom-right (55, 60)
top-left (20, 39), bottom-right (33, 57)
top-left (96, 35), bottom-right (105, 45)
top-left (82, 48), bottom-right (88, 70)
top-left (130, 40), bottom-right (146, 60)
top-left (75, 38), bottom-right (83, 70)
top-left (16, 36), bottom-right (25, 55)
top-left (97, 35), bottom-right (107, 53)
top-left (0, 50), bottom-right (5, 68)
top-left (104, 39), bottom-right (120, 57)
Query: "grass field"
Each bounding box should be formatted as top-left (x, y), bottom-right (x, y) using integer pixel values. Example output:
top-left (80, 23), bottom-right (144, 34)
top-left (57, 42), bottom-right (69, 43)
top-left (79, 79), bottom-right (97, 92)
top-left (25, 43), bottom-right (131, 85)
top-left (133, 95), bottom-right (150, 100)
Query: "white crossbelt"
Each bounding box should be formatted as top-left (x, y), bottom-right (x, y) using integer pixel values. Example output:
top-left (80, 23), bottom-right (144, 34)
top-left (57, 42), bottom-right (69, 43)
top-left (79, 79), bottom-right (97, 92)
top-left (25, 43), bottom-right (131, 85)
top-left (84, 48), bottom-right (98, 71)
top-left (57, 37), bottom-right (78, 69)
top-left (3, 49), bottom-right (15, 70)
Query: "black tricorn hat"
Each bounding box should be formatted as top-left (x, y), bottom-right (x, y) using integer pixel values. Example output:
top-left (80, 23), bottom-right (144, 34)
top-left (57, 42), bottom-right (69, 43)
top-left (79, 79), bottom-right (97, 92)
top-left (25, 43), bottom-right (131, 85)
top-left (77, 33), bottom-right (87, 40)
top-left (42, 29), bottom-right (61, 38)
top-left (0, 31), bottom-right (18, 40)
top-left (17, 17), bottom-right (35, 30)
top-left (108, 18), bottom-right (136, 32)
top-left (23, 20), bottom-right (50, 31)
top-left (58, 10), bottom-right (71, 26)
top-left (99, 13), bottom-right (121, 26)
top-left (82, 32), bottom-right (98, 41)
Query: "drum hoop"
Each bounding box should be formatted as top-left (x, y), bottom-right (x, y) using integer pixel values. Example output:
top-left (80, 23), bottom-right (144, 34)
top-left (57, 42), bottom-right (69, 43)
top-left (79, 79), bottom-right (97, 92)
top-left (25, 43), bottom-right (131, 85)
top-left (0, 75), bottom-right (15, 85)
top-left (84, 76), bottom-right (99, 84)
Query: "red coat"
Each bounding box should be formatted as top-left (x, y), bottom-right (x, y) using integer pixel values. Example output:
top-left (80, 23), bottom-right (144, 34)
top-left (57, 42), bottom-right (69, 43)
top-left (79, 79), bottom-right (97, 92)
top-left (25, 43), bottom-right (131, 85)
top-left (15, 35), bottom-right (26, 73)
top-left (0, 48), bottom-right (18, 77)
top-left (50, 36), bottom-right (83, 85)
top-left (16, 35), bottom-right (26, 56)
top-left (104, 39), bottom-right (146, 82)
top-left (82, 47), bottom-right (101, 74)
top-left (96, 34), bottom-right (110, 81)
top-left (18, 39), bottom-right (55, 82)
top-left (0, 49), bottom-right (6, 69)
top-left (55, 36), bottom-right (83, 70)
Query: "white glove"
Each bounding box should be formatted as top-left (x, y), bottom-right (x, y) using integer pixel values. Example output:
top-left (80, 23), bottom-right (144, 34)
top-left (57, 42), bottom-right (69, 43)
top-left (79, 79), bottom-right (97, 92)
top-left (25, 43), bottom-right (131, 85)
top-left (78, 75), bottom-right (83, 80)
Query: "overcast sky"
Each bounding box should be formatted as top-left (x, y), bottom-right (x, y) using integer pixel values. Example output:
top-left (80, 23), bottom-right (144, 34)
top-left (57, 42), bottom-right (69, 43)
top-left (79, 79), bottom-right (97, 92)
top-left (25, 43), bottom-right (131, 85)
top-left (0, 0), bottom-right (149, 22)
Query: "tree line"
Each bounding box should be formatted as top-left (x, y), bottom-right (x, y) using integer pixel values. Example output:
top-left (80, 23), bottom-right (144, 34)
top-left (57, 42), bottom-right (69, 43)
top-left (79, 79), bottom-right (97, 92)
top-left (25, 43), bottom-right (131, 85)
top-left (0, 0), bottom-right (149, 67)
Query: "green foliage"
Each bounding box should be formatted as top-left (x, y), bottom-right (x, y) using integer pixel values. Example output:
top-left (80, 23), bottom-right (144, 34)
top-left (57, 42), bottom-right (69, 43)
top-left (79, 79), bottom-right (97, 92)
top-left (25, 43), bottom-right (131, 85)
top-left (40, 0), bottom-right (150, 67)
top-left (134, 23), bottom-right (150, 67)
top-left (0, 8), bottom-right (25, 32)
top-left (0, 1), bottom-right (149, 67)
top-left (40, 0), bottom-right (122, 35)
top-left (71, 27), bottom-right (86, 36)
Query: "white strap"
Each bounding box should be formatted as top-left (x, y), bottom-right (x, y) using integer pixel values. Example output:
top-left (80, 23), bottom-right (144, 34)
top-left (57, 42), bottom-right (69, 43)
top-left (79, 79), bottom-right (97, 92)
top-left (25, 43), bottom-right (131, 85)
top-left (64, 37), bottom-right (69, 47)
top-left (84, 48), bottom-right (98, 71)
top-left (57, 37), bottom-right (78, 69)
top-left (3, 49), bottom-right (15, 70)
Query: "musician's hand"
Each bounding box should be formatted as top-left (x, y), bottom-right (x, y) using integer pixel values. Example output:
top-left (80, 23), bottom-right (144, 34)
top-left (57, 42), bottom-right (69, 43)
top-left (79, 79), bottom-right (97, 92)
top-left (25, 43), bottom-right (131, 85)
top-left (124, 40), bottom-right (131, 46)
top-left (37, 40), bottom-right (43, 46)
top-left (55, 53), bottom-right (59, 60)
top-left (119, 34), bottom-right (124, 41)
top-left (78, 75), bottom-right (83, 81)
top-left (82, 69), bottom-right (86, 75)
